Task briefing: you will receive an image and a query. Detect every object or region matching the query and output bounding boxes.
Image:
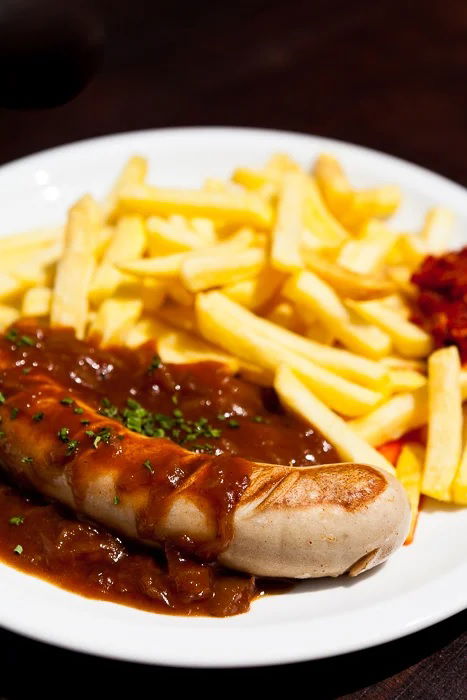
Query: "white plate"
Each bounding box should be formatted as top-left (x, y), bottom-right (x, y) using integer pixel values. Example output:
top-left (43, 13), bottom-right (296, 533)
top-left (0, 127), bottom-right (466, 668)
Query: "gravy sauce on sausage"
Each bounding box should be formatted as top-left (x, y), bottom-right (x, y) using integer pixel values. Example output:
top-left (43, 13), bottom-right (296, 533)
top-left (0, 322), bottom-right (338, 616)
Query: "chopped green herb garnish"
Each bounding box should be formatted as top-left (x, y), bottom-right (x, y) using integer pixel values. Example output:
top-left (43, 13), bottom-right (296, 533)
top-left (22, 368), bottom-right (31, 375)
top-left (148, 355), bottom-right (161, 373)
top-left (13, 544), bottom-right (23, 555)
top-left (32, 412), bottom-right (44, 422)
top-left (113, 496), bottom-right (120, 505)
top-left (57, 427), bottom-right (70, 442)
top-left (21, 456), bottom-right (33, 464)
top-left (73, 406), bottom-right (84, 415)
top-left (228, 420), bottom-right (239, 429)
top-left (9, 516), bottom-right (24, 526)
top-left (252, 415), bottom-right (266, 423)
top-left (65, 439), bottom-right (79, 456)
top-left (0, 392), bottom-right (5, 404)
top-left (171, 394), bottom-right (179, 405)
top-left (10, 407), bottom-right (19, 419)
top-left (217, 413), bottom-right (226, 421)
top-left (60, 397), bottom-right (74, 406)
top-left (99, 398), bottom-right (118, 418)
top-left (88, 427), bottom-right (112, 449)
top-left (5, 329), bottom-right (18, 342)
top-left (0, 432), bottom-right (5, 439)
top-left (5, 329), bottom-right (36, 347)
top-left (143, 459), bottom-right (154, 474)
top-left (80, 419), bottom-right (90, 425)
top-left (117, 434), bottom-right (125, 440)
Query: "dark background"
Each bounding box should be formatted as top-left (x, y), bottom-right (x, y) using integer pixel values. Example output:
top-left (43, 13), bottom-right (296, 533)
top-left (0, 1), bottom-right (466, 697)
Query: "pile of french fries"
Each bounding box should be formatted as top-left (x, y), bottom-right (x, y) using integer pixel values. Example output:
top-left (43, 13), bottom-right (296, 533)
top-left (1, 151), bottom-right (466, 543)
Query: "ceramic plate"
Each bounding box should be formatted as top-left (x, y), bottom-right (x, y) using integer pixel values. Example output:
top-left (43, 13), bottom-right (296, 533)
top-left (0, 127), bottom-right (465, 667)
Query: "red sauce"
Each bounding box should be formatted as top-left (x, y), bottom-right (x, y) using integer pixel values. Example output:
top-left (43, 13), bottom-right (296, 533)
top-left (0, 321), bottom-right (338, 616)
top-left (412, 247), bottom-right (467, 362)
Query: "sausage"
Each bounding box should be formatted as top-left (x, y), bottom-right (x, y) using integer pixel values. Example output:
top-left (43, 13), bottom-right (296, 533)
top-left (0, 373), bottom-right (410, 579)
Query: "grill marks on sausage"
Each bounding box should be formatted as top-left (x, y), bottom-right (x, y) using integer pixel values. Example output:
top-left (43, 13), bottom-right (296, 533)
top-left (0, 321), bottom-right (338, 616)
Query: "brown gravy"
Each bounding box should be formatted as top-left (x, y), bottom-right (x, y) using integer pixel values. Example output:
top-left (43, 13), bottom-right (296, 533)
top-left (0, 322), bottom-right (338, 616)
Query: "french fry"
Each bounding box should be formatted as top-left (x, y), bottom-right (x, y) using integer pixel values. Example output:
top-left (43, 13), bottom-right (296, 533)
top-left (117, 184), bottom-right (273, 229)
top-left (158, 329), bottom-right (240, 371)
top-left (139, 279), bottom-right (167, 312)
top-left (271, 172), bottom-right (306, 271)
top-left (396, 443), bottom-right (424, 544)
top-left (314, 154), bottom-right (400, 230)
top-left (89, 298), bottom-right (143, 346)
top-left (305, 322), bottom-right (335, 345)
top-left (103, 155), bottom-right (148, 222)
top-left (381, 355), bottom-right (426, 373)
top-left (388, 369), bottom-right (426, 392)
top-left (422, 346), bottom-right (463, 501)
top-left (275, 365), bottom-right (394, 473)
top-left (302, 178), bottom-right (350, 250)
top-left (50, 195), bottom-right (100, 338)
top-left (118, 228), bottom-right (255, 280)
top-left (0, 272), bottom-right (25, 301)
top-left (199, 291), bottom-right (389, 389)
top-left (22, 287), bottom-right (52, 317)
top-left (0, 304), bottom-right (20, 329)
top-left (222, 267), bottom-right (284, 310)
top-left (283, 271), bottom-right (392, 358)
top-left (157, 304), bottom-right (197, 333)
top-left (147, 216), bottom-right (207, 255)
top-left (166, 280), bottom-right (194, 307)
top-left (190, 218), bottom-right (217, 244)
top-left (265, 300), bottom-right (306, 333)
top-left (349, 391), bottom-right (428, 446)
top-left (337, 220), bottom-right (398, 275)
top-left (452, 409), bottom-right (467, 505)
top-left (302, 249), bottom-right (396, 300)
top-left (421, 207), bottom-right (453, 255)
top-left (0, 226), bottom-right (63, 255)
top-left (351, 370), bottom-right (467, 446)
top-left (89, 215), bottom-right (147, 305)
top-left (346, 299), bottom-right (432, 358)
top-left (124, 317), bottom-right (173, 348)
top-left (232, 167), bottom-right (280, 195)
top-left (181, 247), bottom-right (266, 292)
top-left (196, 292), bottom-right (384, 416)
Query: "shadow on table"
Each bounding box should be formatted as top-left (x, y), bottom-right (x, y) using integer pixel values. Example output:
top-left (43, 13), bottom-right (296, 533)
top-left (0, 607), bottom-right (465, 699)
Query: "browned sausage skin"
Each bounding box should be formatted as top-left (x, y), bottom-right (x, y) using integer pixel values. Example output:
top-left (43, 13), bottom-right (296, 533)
top-left (0, 322), bottom-right (410, 578)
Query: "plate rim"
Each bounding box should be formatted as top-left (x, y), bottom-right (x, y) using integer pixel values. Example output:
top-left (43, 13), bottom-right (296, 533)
top-left (0, 125), bottom-right (466, 668)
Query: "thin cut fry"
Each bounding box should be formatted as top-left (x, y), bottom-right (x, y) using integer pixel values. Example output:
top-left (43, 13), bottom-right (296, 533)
top-left (89, 215), bottom-right (146, 305)
top-left (420, 207), bottom-right (453, 255)
top-left (271, 172), bottom-right (306, 271)
top-left (196, 292), bottom-right (384, 416)
top-left (89, 298), bottom-right (143, 346)
top-left (50, 195), bottom-right (100, 338)
top-left (103, 155), bottom-right (148, 222)
top-left (0, 304), bottom-right (20, 330)
top-left (117, 184), bottom-right (273, 229)
top-left (222, 267), bottom-right (284, 310)
top-left (452, 408), bottom-right (467, 505)
top-left (346, 299), bottom-right (432, 358)
top-left (181, 247), bottom-right (266, 292)
top-left (396, 443), bottom-right (424, 544)
top-left (283, 271), bottom-right (392, 358)
top-left (22, 287), bottom-right (52, 317)
top-left (158, 330), bottom-right (240, 371)
top-left (302, 249), bottom-right (396, 300)
top-left (422, 346), bottom-right (463, 501)
top-left (275, 366), bottom-right (394, 473)
top-left (337, 220), bottom-right (398, 275)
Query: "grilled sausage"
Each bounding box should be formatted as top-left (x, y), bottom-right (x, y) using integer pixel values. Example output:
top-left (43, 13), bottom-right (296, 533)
top-left (0, 371), bottom-right (410, 579)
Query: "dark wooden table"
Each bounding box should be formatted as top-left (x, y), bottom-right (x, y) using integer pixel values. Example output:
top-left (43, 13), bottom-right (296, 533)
top-left (0, 1), bottom-right (465, 696)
